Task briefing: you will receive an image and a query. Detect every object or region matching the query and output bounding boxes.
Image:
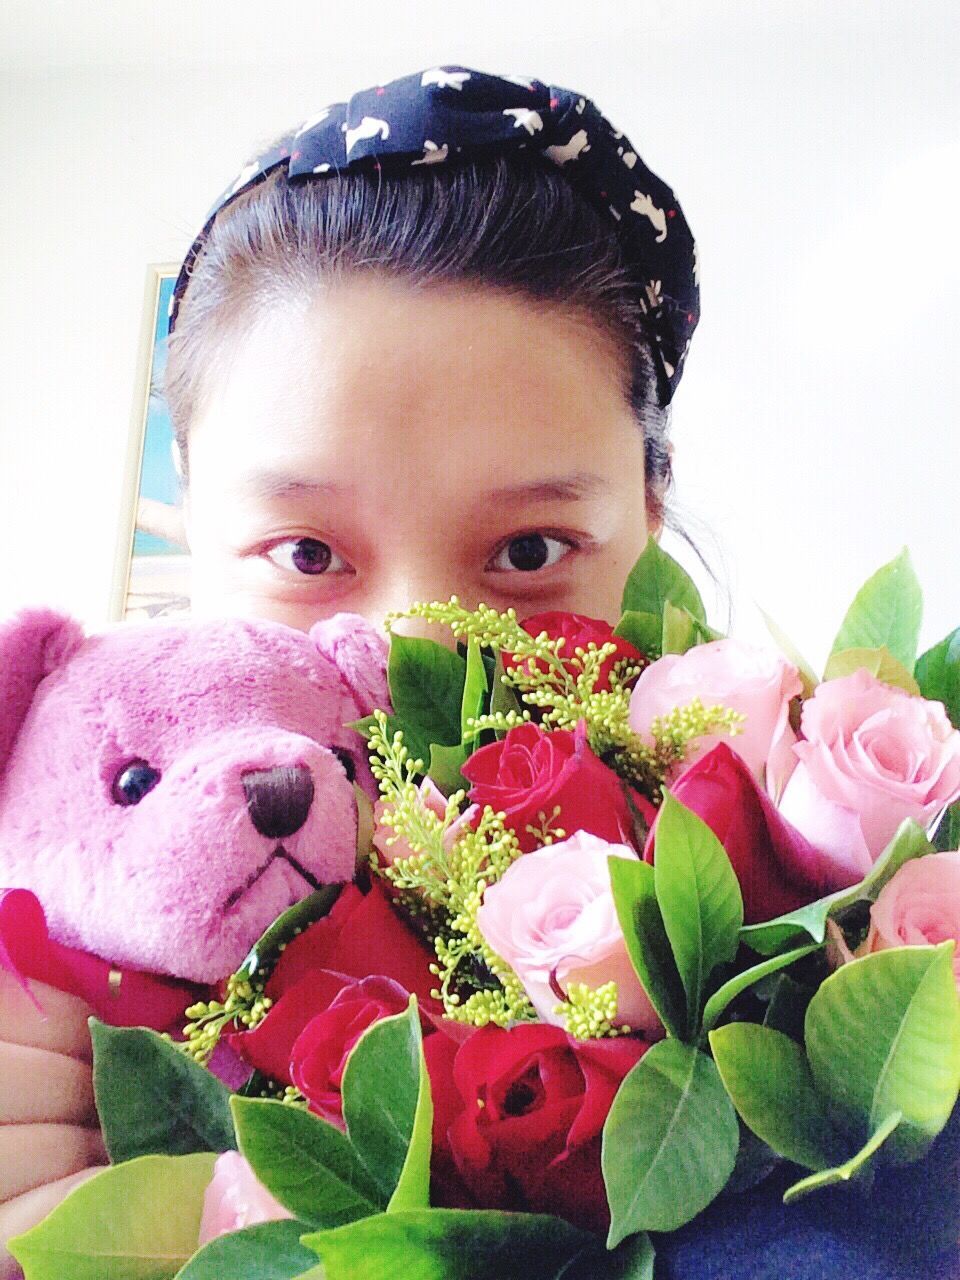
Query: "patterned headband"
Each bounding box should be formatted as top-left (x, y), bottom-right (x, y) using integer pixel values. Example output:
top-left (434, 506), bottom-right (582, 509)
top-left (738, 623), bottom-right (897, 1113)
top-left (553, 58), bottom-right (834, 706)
top-left (168, 65), bottom-right (700, 406)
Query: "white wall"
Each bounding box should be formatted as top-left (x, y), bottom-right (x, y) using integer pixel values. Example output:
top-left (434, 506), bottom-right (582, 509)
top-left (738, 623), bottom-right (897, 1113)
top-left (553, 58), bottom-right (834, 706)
top-left (2, 0), bottom-right (957, 671)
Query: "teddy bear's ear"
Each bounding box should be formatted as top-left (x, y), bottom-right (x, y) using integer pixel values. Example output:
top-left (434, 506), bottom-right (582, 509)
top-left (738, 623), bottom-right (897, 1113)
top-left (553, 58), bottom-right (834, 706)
top-left (308, 612), bottom-right (392, 719)
top-left (0, 606), bottom-right (86, 774)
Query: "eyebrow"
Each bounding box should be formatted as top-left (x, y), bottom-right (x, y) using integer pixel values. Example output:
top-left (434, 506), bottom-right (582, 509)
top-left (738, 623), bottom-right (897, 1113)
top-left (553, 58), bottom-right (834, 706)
top-left (232, 469), bottom-right (608, 505)
top-left (231, 470), bottom-right (354, 502)
top-left (481, 473), bottom-right (610, 503)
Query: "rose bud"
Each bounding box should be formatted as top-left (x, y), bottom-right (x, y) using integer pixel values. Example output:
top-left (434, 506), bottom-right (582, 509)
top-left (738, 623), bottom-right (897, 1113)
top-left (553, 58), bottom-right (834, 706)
top-left (373, 775), bottom-right (479, 868)
top-left (198, 1152), bottom-right (293, 1246)
top-left (289, 974), bottom-right (414, 1126)
top-left (645, 742), bottom-right (856, 924)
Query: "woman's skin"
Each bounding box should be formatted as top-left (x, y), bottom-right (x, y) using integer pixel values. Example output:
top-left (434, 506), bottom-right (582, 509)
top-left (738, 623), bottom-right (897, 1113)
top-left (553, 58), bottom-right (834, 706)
top-left (184, 274), bottom-right (658, 635)
top-left (0, 274), bottom-right (660, 1265)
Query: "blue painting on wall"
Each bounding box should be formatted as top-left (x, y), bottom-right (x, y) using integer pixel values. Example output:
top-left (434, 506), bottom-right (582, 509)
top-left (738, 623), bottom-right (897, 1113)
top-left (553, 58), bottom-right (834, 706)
top-left (123, 271), bottom-right (191, 619)
top-left (134, 275), bottom-right (181, 556)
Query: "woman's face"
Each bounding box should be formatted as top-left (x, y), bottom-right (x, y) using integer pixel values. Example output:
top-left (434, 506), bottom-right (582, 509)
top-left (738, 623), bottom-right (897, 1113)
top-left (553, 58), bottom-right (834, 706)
top-left (183, 274), bottom-right (658, 637)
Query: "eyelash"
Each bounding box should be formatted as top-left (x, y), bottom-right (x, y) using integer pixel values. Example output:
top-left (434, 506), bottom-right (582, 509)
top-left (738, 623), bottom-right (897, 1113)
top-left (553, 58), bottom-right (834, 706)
top-left (258, 530), bottom-right (583, 580)
top-left (484, 531), bottom-right (580, 574)
top-left (261, 537), bottom-right (352, 578)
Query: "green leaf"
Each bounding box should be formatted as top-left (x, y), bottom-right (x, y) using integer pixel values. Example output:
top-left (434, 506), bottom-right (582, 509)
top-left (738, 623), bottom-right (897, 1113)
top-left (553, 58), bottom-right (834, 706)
top-left (934, 802), bottom-right (960, 852)
top-left (757, 607), bottom-right (819, 698)
top-left (916, 626), bottom-right (960, 729)
top-left (561, 1234), bottom-right (657, 1280)
top-left (828, 547), bottom-right (923, 672)
top-left (387, 635), bottom-right (466, 755)
top-left (614, 610), bottom-right (663, 660)
top-left (235, 884), bottom-right (345, 984)
top-left (822, 646), bottom-right (921, 695)
top-left (782, 1111), bottom-right (903, 1204)
top-left (301, 1210), bottom-right (594, 1279)
top-left (761, 972), bottom-right (812, 1041)
top-left (460, 635), bottom-right (488, 746)
top-left (701, 943), bottom-right (820, 1032)
top-left (489, 650), bottom-right (522, 724)
top-left (602, 1039), bottom-right (739, 1242)
top-left (230, 1097), bottom-right (382, 1228)
top-left (805, 942), bottom-right (960, 1163)
top-left (739, 818), bottom-right (934, 956)
top-left (653, 792), bottom-right (743, 1036)
top-left (342, 997), bottom-right (433, 1211)
top-left (345, 713), bottom-right (385, 739)
top-left (854, 818), bottom-right (938, 898)
top-left (425, 641), bottom-right (488, 792)
top-left (174, 1220), bottom-right (317, 1279)
top-left (90, 1020), bottom-right (237, 1164)
top-left (426, 741), bottom-right (470, 794)
top-left (608, 856), bottom-right (687, 1039)
top-left (661, 601), bottom-right (698, 656)
top-left (7, 1153), bottom-right (216, 1279)
top-left (709, 1023), bottom-right (847, 1171)
top-left (620, 537), bottom-right (706, 626)
top-left (724, 1122), bottom-right (781, 1195)
top-left (661, 602), bottom-right (723, 655)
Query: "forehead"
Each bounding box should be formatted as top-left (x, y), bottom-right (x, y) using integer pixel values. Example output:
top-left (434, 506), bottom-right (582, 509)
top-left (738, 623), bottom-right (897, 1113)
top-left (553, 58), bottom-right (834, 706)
top-left (188, 274), bottom-right (636, 477)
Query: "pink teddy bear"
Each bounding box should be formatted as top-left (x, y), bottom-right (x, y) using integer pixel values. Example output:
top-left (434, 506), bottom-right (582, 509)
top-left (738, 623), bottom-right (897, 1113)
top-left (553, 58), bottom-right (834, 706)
top-left (0, 606), bottom-right (390, 1014)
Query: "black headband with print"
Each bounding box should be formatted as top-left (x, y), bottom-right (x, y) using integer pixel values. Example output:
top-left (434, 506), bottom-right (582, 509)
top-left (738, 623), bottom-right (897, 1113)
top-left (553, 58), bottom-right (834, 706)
top-left (168, 65), bottom-right (700, 406)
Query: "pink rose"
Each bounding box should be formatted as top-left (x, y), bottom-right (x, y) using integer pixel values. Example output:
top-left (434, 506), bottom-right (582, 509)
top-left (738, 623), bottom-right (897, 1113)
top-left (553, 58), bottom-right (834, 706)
top-left (861, 851), bottom-right (960, 990)
top-left (373, 776), bottom-right (479, 867)
top-left (475, 830), bottom-right (664, 1038)
top-left (198, 1151), bottom-right (293, 1246)
top-left (778, 670), bottom-right (960, 881)
top-left (628, 638), bottom-right (802, 790)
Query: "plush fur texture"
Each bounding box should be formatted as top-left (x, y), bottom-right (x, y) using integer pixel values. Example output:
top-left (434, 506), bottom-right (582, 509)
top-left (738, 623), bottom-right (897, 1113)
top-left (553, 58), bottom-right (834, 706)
top-left (0, 608), bottom-right (390, 983)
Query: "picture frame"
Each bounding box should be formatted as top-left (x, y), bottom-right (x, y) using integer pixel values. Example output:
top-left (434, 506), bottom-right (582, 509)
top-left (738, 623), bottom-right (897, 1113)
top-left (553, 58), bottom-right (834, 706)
top-left (109, 263), bottom-right (191, 622)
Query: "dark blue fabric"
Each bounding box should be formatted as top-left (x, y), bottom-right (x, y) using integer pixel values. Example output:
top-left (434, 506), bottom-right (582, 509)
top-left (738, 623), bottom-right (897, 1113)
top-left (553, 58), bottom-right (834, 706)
top-left (168, 64), bottom-right (699, 407)
top-left (652, 1102), bottom-right (960, 1280)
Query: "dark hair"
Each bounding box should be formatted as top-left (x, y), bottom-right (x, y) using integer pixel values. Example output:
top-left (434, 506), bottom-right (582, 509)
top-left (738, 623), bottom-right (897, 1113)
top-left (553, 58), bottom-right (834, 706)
top-left (162, 147), bottom-right (728, 618)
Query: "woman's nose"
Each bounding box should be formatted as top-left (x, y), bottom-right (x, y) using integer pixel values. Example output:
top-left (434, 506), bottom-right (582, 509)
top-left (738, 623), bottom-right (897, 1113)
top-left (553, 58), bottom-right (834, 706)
top-left (361, 576), bottom-right (467, 651)
top-left (387, 613), bottom-right (460, 650)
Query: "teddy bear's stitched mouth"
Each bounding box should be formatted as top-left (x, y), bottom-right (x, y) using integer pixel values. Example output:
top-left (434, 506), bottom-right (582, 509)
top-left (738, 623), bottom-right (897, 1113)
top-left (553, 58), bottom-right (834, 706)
top-left (222, 843), bottom-right (321, 913)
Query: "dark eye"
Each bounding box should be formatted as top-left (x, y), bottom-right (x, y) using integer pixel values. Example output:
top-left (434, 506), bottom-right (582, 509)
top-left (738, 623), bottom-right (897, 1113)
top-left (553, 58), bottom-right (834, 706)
top-left (489, 533), bottom-right (573, 573)
top-left (332, 748), bottom-right (356, 783)
top-left (111, 759), bottom-right (162, 806)
top-left (264, 537), bottom-right (349, 576)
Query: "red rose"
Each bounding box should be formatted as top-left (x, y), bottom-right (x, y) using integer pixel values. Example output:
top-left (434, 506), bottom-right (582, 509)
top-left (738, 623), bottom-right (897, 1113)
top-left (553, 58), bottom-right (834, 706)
top-left (645, 741), bottom-right (855, 924)
top-left (462, 720), bottom-right (638, 853)
top-left (225, 881), bottom-right (441, 1088)
top-left (427, 1023), bottom-right (648, 1234)
top-left (505, 611), bottom-right (645, 695)
top-left (262, 881), bottom-right (440, 1010)
top-left (289, 974), bottom-right (412, 1125)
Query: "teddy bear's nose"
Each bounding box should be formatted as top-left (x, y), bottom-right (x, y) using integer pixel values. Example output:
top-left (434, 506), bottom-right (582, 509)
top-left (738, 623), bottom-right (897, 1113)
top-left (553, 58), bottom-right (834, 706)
top-left (241, 765), bottom-right (315, 840)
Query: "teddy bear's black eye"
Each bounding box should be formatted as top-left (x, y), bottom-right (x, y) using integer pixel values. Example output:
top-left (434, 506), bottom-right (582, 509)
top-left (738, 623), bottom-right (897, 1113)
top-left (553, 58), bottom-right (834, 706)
top-left (332, 748), bottom-right (356, 783)
top-left (111, 759), bottom-right (162, 806)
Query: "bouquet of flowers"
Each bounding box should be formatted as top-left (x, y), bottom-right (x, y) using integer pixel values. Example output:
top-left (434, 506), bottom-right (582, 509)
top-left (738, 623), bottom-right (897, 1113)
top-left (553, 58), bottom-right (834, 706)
top-left (9, 541), bottom-right (960, 1280)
